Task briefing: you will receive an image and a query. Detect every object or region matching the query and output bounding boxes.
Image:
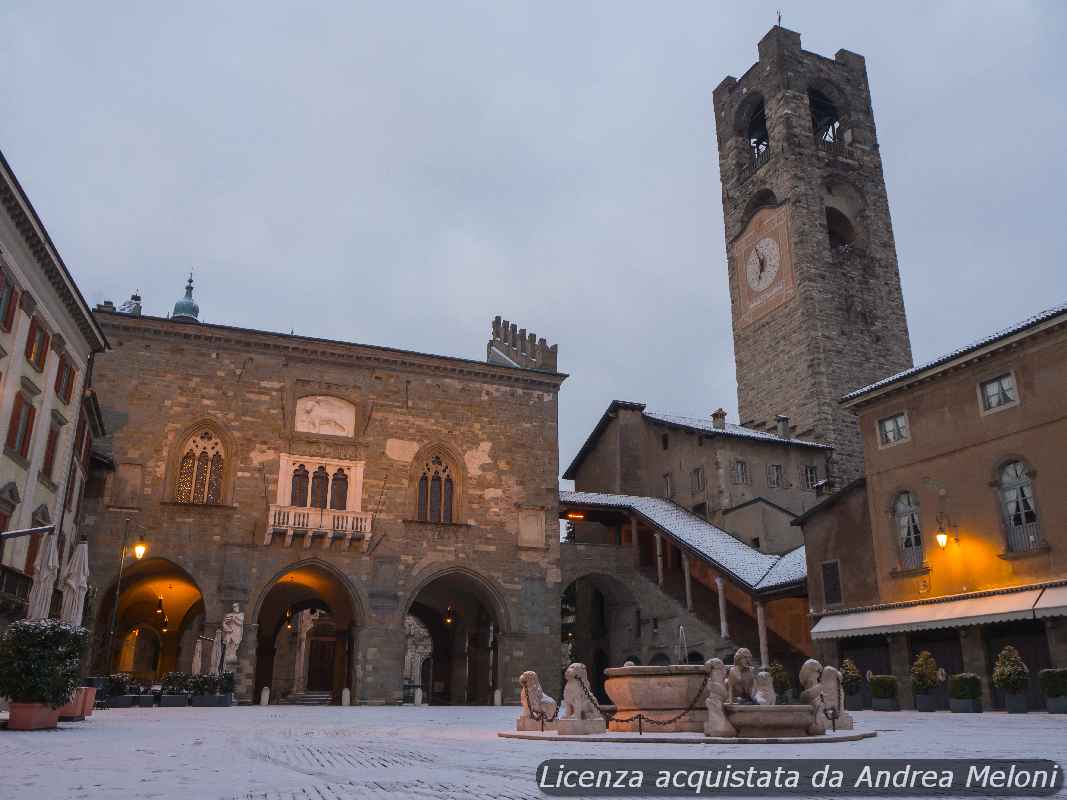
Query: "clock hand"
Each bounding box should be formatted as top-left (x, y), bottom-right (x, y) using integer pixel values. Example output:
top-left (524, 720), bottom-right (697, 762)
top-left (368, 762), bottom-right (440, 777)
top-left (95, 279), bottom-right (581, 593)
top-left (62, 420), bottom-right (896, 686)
top-left (756, 249), bottom-right (766, 278)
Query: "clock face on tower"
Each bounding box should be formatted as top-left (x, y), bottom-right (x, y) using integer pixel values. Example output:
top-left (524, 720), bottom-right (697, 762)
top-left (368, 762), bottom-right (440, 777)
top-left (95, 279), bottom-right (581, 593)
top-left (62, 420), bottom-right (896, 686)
top-left (745, 237), bottom-right (780, 292)
top-left (730, 204), bottom-right (796, 328)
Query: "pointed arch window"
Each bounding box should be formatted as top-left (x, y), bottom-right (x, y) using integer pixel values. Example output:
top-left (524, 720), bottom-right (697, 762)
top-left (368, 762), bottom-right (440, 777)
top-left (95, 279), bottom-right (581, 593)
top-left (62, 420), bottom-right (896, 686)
top-left (417, 454), bottom-right (455, 524)
top-left (290, 465), bottom-right (309, 507)
top-left (998, 461), bottom-right (1041, 552)
top-left (175, 429), bottom-right (225, 505)
top-left (329, 469), bottom-right (348, 510)
top-left (310, 466), bottom-right (329, 509)
top-left (894, 491), bottom-right (924, 570)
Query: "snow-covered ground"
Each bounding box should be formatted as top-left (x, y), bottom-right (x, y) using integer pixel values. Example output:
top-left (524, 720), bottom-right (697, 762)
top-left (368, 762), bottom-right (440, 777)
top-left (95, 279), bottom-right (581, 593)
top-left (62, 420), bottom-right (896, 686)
top-left (1, 706), bottom-right (1064, 799)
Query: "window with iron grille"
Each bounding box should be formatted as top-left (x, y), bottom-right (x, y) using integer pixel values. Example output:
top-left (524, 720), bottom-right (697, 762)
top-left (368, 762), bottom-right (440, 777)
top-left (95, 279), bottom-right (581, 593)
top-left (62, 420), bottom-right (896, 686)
top-left (54, 355), bottom-right (76, 404)
top-left (24, 317), bottom-right (49, 372)
top-left (803, 464), bottom-right (819, 489)
top-left (5, 392), bottom-right (36, 459)
top-left (980, 373), bottom-right (1018, 413)
top-left (878, 412), bottom-right (909, 446)
top-left (766, 463), bottom-right (783, 488)
top-left (691, 466), bottom-right (705, 494)
top-left (0, 272), bottom-right (17, 332)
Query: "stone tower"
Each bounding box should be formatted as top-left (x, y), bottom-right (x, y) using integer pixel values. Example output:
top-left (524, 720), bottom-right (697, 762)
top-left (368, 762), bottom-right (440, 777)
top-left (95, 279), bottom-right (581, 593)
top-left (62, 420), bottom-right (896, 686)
top-left (713, 26), bottom-right (912, 481)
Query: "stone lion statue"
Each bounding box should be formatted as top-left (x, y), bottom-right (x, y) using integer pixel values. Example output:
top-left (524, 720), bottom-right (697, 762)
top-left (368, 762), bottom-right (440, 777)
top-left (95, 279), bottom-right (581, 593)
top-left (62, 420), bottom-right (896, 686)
top-left (518, 670), bottom-right (556, 721)
top-left (726, 648), bottom-right (756, 703)
top-left (560, 663), bottom-right (600, 720)
top-left (704, 658), bottom-right (736, 737)
top-left (753, 670), bottom-right (777, 706)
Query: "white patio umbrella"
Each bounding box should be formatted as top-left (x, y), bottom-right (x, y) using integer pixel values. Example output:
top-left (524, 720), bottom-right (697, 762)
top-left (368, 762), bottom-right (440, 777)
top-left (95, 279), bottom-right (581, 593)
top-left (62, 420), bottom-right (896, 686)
top-left (209, 629), bottom-right (223, 674)
top-left (190, 638), bottom-right (203, 675)
top-left (26, 534), bottom-right (60, 620)
top-left (59, 540), bottom-right (90, 624)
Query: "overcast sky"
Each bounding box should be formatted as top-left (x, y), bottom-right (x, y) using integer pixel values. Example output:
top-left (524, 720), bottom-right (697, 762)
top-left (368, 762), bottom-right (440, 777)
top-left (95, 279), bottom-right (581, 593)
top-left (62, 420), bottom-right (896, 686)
top-left (3, 2), bottom-right (1066, 483)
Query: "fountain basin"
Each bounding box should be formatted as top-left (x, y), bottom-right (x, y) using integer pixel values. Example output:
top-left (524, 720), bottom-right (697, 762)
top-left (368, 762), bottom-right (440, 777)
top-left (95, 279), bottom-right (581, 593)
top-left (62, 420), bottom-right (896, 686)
top-left (724, 704), bottom-right (816, 738)
top-left (604, 664), bottom-right (710, 732)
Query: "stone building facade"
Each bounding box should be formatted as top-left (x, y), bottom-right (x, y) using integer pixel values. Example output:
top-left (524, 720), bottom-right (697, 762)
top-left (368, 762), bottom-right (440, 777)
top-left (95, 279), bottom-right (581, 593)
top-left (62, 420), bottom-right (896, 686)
top-left (797, 303), bottom-right (1067, 710)
top-left (713, 26), bottom-right (913, 481)
top-left (0, 150), bottom-right (107, 628)
top-left (81, 291), bottom-right (565, 704)
top-left (564, 401), bottom-right (831, 553)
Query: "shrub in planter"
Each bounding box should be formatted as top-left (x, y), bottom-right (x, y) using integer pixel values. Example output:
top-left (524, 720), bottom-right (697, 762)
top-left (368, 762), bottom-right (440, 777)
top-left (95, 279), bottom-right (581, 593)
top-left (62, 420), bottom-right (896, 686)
top-left (869, 675), bottom-right (899, 711)
top-left (948, 673), bottom-right (982, 713)
top-left (992, 645), bottom-right (1029, 713)
top-left (767, 662), bottom-right (791, 703)
top-left (0, 619), bottom-right (89, 730)
top-left (219, 671), bottom-right (235, 706)
top-left (189, 673), bottom-right (223, 706)
top-left (1038, 668), bottom-right (1067, 714)
top-left (160, 672), bottom-right (190, 707)
top-left (910, 651), bottom-right (941, 711)
top-left (840, 659), bottom-right (864, 710)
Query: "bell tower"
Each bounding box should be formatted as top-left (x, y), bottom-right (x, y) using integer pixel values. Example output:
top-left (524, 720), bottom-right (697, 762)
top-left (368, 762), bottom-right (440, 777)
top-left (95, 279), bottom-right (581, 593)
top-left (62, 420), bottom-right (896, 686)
top-left (713, 26), bottom-right (912, 481)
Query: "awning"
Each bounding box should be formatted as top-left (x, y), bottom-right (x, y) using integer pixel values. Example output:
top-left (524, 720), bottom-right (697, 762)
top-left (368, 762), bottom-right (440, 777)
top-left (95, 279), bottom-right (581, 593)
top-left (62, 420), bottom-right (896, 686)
top-left (811, 588), bottom-right (1046, 640)
top-left (1034, 585), bottom-right (1067, 619)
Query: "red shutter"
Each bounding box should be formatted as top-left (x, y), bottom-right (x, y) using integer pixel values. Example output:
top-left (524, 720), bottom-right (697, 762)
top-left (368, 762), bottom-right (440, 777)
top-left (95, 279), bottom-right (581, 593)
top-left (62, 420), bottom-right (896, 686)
top-left (24, 319), bottom-right (37, 361)
top-left (36, 331), bottom-right (50, 371)
top-left (42, 426), bottom-right (59, 479)
top-left (5, 393), bottom-right (23, 451)
top-left (54, 357), bottom-right (65, 396)
top-left (20, 403), bottom-right (36, 458)
top-left (64, 366), bottom-right (76, 403)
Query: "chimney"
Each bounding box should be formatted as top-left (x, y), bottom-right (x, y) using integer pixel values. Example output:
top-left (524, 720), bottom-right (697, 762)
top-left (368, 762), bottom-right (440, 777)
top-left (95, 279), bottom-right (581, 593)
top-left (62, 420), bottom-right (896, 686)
top-left (711, 408), bottom-right (727, 430)
top-left (776, 414), bottom-right (790, 438)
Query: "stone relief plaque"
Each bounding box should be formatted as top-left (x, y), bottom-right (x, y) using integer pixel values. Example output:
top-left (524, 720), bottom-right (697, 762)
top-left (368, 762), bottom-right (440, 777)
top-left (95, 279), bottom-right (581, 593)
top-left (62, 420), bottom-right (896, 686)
top-left (731, 204), bottom-right (796, 328)
top-left (294, 395), bottom-right (357, 438)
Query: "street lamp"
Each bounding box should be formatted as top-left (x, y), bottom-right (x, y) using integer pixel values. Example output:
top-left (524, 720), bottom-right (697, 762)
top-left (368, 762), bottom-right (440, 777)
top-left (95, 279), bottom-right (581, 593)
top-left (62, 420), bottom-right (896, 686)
top-left (104, 518), bottom-right (150, 673)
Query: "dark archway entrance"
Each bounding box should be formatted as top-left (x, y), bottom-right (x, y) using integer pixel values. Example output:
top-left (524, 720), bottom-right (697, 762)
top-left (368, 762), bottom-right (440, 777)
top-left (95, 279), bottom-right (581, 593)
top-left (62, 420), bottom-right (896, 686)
top-left (405, 570), bottom-right (504, 705)
top-left (562, 572), bottom-right (638, 702)
top-left (93, 558), bottom-right (204, 683)
top-left (253, 563), bottom-right (359, 705)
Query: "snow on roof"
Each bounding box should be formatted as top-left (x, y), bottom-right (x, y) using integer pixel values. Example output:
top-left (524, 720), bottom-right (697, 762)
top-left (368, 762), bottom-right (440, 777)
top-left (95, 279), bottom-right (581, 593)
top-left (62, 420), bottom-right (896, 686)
top-left (560, 490), bottom-right (806, 592)
top-left (643, 410), bottom-right (830, 449)
top-left (843, 300), bottom-right (1067, 402)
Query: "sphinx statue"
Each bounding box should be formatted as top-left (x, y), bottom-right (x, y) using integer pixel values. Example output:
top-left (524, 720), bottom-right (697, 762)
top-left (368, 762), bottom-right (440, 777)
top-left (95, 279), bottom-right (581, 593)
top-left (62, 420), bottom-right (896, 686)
top-left (558, 663), bottom-right (606, 734)
top-left (753, 670), bottom-right (777, 706)
top-left (819, 664), bottom-right (853, 730)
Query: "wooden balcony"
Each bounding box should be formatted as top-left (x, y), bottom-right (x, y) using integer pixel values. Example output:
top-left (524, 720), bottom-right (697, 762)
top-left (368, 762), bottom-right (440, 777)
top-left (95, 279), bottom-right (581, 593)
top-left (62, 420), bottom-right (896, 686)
top-left (263, 504), bottom-right (372, 549)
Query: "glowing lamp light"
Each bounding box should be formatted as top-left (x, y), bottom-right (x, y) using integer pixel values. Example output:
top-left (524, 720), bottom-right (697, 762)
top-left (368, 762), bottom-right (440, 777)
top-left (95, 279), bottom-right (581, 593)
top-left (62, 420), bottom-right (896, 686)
top-left (161, 615), bottom-right (170, 633)
top-left (133, 535), bottom-right (147, 560)
top-left (444, 604), bottom-right (455, 625)
top-left (156, 596), bottom-right (164, 614)
top-left (936, 531), bottom-right (949, 549)
top-left (565, 512), bottom-right (585, 521)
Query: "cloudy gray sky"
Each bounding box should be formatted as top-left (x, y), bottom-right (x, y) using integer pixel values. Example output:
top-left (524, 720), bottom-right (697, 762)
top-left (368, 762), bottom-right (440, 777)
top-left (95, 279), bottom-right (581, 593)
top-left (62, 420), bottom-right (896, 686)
top-left (3, 2), bottom-right (1066, 482)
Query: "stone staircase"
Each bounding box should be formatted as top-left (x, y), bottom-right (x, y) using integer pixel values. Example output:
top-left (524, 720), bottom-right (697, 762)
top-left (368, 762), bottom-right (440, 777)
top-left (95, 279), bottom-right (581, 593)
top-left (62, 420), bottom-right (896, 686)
top-left (279, 691), bottom-right (333, 706)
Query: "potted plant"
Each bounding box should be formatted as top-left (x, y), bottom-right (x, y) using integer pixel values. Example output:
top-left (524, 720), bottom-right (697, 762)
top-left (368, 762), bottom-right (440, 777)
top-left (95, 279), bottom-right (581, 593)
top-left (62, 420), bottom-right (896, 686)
top-left (189, 673), bottom-right (221, 707)
top-left (910, 651), bottom-right (940, 712)
top-left (992, 645), bottom-right (1029, 713)
top-left (949, 673), bottom-right (983, 713)
top-left (1038, 668), bottom-right (1067, 714)
top-left (106, 673), bottom-right (136, 708)
top-left (161, 672), bottom-right (190, 707)
top-left (767, 662), bottom-right (791, 704)
top-left (840, 659), bottom-right (864, 710)
top-left (136, 683), bottom-right (155, 707)
top-left (0, 619), bottom-right (89, 730)
top-left (869, 675), bottom-right (899, 711)
top-left (219, 671), bottom-right (235, 706)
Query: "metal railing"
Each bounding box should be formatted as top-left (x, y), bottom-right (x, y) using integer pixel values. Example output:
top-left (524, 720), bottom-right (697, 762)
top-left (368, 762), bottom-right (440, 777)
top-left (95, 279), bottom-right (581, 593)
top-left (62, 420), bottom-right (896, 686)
top-left (1006, 521), bottom-right (1043, 554)
top-left (815, 137), bottom-right (855, 158)
top-left (899, 545), bottom-right (925, 571)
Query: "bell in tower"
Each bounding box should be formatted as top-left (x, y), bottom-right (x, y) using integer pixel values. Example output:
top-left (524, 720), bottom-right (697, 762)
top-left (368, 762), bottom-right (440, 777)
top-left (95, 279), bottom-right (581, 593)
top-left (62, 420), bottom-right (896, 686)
top-left (712, 26), bottom-right (913, 482)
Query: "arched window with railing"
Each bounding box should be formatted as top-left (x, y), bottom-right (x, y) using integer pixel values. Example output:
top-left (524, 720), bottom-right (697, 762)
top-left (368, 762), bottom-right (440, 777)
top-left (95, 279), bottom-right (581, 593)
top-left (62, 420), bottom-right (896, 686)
top-left (894, 491), bottom-right (924, 570)
top-left (997, 460), bottom-right (1041, 552)
top-left (175, 428), bottom-right (226, 505)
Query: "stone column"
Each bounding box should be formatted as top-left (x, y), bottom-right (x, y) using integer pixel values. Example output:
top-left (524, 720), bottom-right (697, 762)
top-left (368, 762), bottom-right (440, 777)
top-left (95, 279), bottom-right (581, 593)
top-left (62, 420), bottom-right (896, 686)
top-left (888, 633), bottom-right (913, 709)
top-left (235, 622), bottom-right (259, 704)
top-left (630, 518), bottom-right (640, 568)
top-left (755, 601), bottom-right (768, 668)
top-left (293, 610), bottom-right (314, 694)
top-left (715, 576), bottom-right (729, 639)
top-left (655, 533), bottom-right (664, 587)
top-left (682, 553), bottom-right (693, 612)
top-left (959, 625), bottom-right (993, 707)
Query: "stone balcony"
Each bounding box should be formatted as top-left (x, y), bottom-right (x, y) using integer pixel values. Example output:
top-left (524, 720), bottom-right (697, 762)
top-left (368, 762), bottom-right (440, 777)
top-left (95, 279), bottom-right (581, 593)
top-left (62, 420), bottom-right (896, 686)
top-left (263, 504), bottom-right (373, 549)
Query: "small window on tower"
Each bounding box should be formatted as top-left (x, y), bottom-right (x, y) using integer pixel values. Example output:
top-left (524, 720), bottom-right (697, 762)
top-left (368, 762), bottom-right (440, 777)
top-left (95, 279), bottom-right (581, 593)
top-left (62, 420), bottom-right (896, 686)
top-left (747, 103), bottom-right (769, 160)
top-left (808, 89), bottom-right (841, 144)
top-left (661, 433), bottom-right (669, 451)
top-left (826, 207), bottom-right (857, 250)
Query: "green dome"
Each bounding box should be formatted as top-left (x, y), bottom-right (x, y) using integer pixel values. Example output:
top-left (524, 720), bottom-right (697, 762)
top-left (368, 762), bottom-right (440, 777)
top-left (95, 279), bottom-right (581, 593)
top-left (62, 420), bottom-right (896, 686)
top-left (172, 276), bottom-right (200, 323)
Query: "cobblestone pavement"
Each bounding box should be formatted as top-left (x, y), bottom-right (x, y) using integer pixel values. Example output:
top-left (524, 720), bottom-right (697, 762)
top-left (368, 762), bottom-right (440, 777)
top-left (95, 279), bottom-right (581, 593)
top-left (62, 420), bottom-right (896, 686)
top-left (1, 706), bottom-right (1065, 799)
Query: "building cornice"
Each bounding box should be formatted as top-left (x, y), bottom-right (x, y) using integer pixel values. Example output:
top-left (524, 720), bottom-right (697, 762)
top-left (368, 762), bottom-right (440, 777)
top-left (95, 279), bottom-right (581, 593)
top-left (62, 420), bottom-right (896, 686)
top-left (95, 311), bottom-right (568, 392)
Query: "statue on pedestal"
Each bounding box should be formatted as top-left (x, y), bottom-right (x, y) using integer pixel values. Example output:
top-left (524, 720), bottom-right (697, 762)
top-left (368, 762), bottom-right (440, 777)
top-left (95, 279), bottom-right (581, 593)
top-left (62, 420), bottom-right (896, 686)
top-left (820, 664), bottom-right (853, 730)
top-left (222, 603), bottom-right (245, 665)
top-left (517, 670), bottom-right (557, 731)
top-left (753, 670), bottom-right (777, 706)
top-left (726, 648), bottom-right (756, 703)
top-left (799, 658), bottom-right (827, 734)
top-left (558, 662), bottom-right (606, 734)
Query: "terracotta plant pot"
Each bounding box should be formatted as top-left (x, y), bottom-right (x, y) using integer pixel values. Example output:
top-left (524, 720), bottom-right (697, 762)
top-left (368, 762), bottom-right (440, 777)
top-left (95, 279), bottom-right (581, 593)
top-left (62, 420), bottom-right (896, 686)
top-left (7, 702), bottom-right (61, 731)
top-left (81, 686), bottom-right (97, 717)
top-left (57, 687), bottom-right (87, 722)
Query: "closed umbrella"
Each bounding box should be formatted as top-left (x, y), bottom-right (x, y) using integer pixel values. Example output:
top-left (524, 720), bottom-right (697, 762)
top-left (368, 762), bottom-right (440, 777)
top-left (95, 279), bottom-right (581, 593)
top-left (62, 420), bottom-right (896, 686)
top-left (59, 540), bottom-right (90, 624)
top-left (209, 629), bottom-right (222, 674)
top-left (26, 534), bottom-right (60, 620)
top-left (190, 638), bottom-right (203, 675)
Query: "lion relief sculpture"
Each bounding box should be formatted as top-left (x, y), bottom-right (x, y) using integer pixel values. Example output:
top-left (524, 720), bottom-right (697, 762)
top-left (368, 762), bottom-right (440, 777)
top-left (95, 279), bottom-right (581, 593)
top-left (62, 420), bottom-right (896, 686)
top-left (561, 663), bottom-right (600, 720)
